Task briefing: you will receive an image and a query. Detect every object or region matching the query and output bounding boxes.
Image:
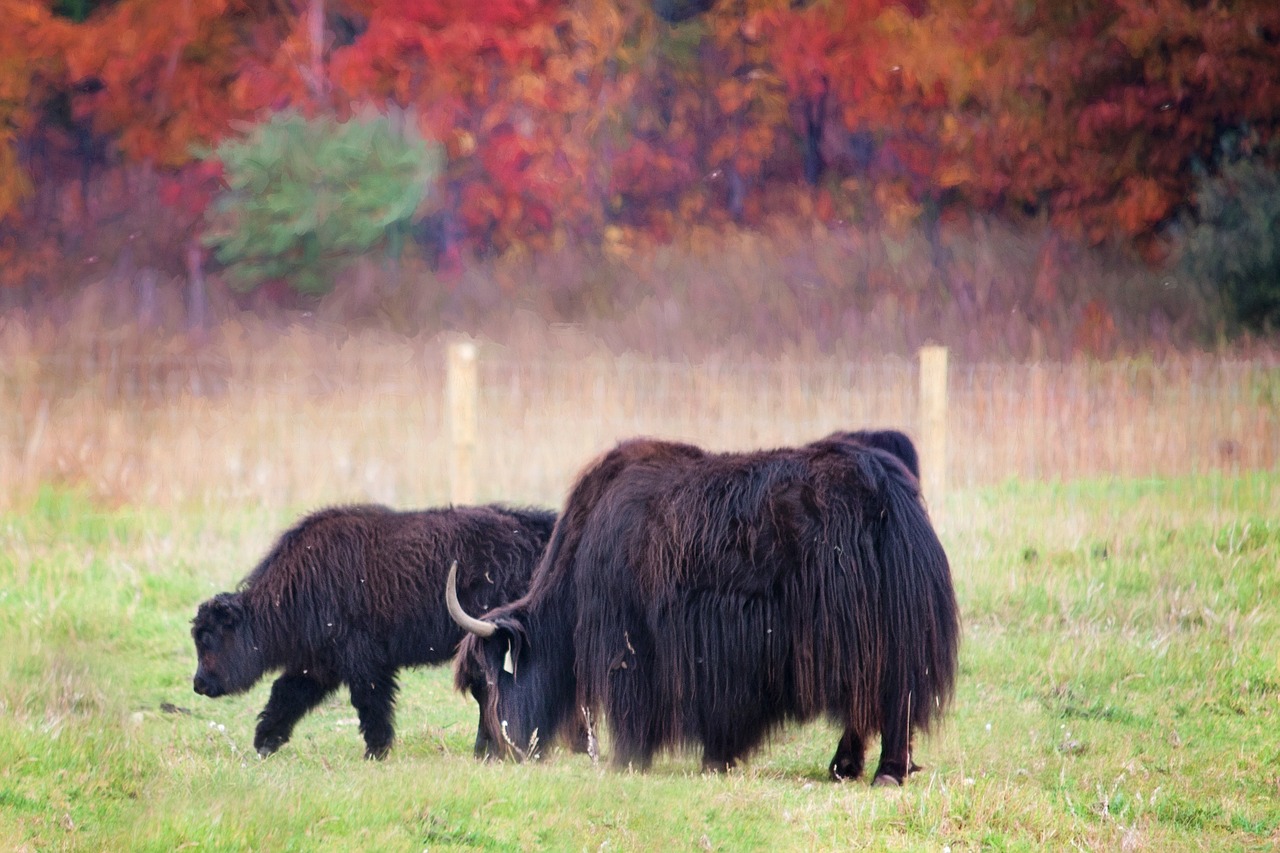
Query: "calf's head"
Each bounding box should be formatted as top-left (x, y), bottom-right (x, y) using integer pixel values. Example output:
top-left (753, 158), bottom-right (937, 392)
top-left (191, 593), bottom-right (265, 698)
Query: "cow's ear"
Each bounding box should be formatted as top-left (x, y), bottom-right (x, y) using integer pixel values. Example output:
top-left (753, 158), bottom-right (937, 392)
top-left (207, 594), bottom-right (245, 629)
top-left (498, 625), bottom-right (527, 679)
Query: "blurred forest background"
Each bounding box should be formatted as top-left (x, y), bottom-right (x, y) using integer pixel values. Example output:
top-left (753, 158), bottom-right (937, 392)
top-left (2, 0), bottom-right (1279, 513)
top-left (1, 0), bottom-right (1278, 361)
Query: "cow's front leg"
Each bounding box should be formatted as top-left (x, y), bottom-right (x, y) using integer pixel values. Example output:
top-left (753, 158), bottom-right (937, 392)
top-left (829, 725), bottom-right (865, 782)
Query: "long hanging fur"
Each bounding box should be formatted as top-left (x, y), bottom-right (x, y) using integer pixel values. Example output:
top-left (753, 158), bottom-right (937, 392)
top-left (453, 435), bottom-right (959, 782)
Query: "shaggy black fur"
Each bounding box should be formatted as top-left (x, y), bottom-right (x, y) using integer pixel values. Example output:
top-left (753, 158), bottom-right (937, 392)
top-left (452, 437), bottom-right (959, 784)
top-left (825, 429), bottom-right (921, 481)
top-left (191, 503), bottom-right (555, 759)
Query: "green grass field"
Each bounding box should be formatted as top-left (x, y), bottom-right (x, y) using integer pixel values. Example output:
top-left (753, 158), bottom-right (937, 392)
top-left (3, 475), bottom-right (1278, 851)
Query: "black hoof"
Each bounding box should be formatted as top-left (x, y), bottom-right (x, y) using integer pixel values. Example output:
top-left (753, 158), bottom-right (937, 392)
top-left (254, 734), bottom-right (286, 757)
top-left (829, 758), bottom-right (860, 778)
top-left (829, 760), bottom-right (862, 782)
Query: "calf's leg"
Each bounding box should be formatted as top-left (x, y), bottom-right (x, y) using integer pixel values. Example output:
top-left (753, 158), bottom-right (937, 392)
top-left (254, 673), bottom-right (336, 756)
top-left (348, 668), bottom-right (399, 759)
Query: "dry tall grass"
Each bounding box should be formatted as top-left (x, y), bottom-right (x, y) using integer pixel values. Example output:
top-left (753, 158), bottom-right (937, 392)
top-left (2, 314), bottom-right (1277, 513)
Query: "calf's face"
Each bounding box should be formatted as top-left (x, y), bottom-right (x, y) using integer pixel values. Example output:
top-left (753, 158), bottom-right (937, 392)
top-left (191, 593), bottom-right (264, 698)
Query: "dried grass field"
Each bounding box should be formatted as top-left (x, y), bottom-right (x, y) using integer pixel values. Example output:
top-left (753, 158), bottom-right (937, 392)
top-left (2, 320), bottom-right (1278, 512)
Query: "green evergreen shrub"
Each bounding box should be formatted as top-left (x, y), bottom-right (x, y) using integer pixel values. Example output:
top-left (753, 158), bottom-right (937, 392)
top-left (202, 111), bottom-right (441, 296)
top-left (1179, 151), bottom-right (1280, 334)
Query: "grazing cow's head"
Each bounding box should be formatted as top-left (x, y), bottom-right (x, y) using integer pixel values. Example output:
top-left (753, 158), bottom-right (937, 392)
top-left (191, 593), bottom-right (264, 698)
top-left (448, 563), bottom-right (546, 761)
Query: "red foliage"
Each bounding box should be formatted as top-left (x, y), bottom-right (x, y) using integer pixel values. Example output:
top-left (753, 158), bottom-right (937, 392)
top-left (2, 0), bottom-right (1280, 262)
top-left (158, 160), bottom-right (224, 218)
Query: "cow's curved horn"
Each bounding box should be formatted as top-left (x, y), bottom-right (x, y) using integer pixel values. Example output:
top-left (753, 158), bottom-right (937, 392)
top-left (447, 561), bottom-right (497, 638)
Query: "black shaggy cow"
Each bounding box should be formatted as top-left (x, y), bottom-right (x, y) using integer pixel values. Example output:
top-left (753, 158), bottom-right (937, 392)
top-left (191, 503), bottom-right (555, 759)
top-left (450, 437), bottom-right (959, 784)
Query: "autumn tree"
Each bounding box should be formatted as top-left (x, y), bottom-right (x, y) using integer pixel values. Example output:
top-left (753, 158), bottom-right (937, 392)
top-left (4, 0), bottom-right (1280, 307)
top-left (0, 0), bottom-right (74, 223)
top-left (329, 0), bottom-right (600, 256)
top-left (56, 0), bottom-right (326, 170)
top-left (892, 0), bottom-right (1280, 245)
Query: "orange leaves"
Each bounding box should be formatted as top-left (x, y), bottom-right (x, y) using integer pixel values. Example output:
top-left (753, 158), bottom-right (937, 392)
top-left (326, 0), bottom-right (585, 253)
top-left (51, 0), bottom-right (257, 165)
top-left (757, 7), bottom-right (840, 101)
top-left (934, 161), bottom-right (975, 191)
top-left (873, 181), bottom-right (922, 233)
top-left (509, 72), bottom-right (550, 110)
top-left (1074, 298), bottom-right (1117, 357)
top-left (5, 0), bottom-right (1280, 254)
top-left (0, 0), bottom-right (71, 220)
top-left (715, 79), bottom-right (750, 115)
top-left (480, 124), bottom-right (534, 191)
top-left (0, 142), bottom-right (33, 222)
top-left (1113, 176), bottom-right (1176, 238)
top-left (459, 182), bottom-right (503, 232)
top-left (611, 140), bottom-right (696, 205)
top-left (900, 0), bottom-right (1280, 244)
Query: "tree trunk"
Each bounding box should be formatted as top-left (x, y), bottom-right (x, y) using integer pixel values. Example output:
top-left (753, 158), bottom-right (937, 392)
top-left (186, 240), bottom-right (207, 333)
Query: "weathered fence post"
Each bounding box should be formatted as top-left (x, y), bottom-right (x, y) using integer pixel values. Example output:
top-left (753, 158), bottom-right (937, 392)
top-left (446, 340), bottom-right (478, 505)
top-left (919, 345), bottom-right (948, 501)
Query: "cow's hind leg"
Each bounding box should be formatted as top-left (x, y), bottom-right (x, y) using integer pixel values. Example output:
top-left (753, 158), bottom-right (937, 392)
top-left (255, 673), bottom-right (336, 757)
top-left (872, 743), bottom-right (922, 787)
top-left (348, 668), bottom-right (399, 759)
top-left (870, 717), bottom-right (921, 783)
top-left (870, 686), bottom-right (921, 783)
top-left (829, 725), bottom-right (865, 782)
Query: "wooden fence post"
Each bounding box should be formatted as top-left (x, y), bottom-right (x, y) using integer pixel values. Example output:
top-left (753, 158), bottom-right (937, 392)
top-left (447, 341), bottom-right (478, 505)
top-left (919, 345), bottom-right (948, 501)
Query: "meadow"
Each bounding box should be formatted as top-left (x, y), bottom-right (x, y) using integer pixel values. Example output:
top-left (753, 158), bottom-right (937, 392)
top-left (2, 324), bottom-right (1279, 850)
top-left (3, 475), bottom-right (1278, 850)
